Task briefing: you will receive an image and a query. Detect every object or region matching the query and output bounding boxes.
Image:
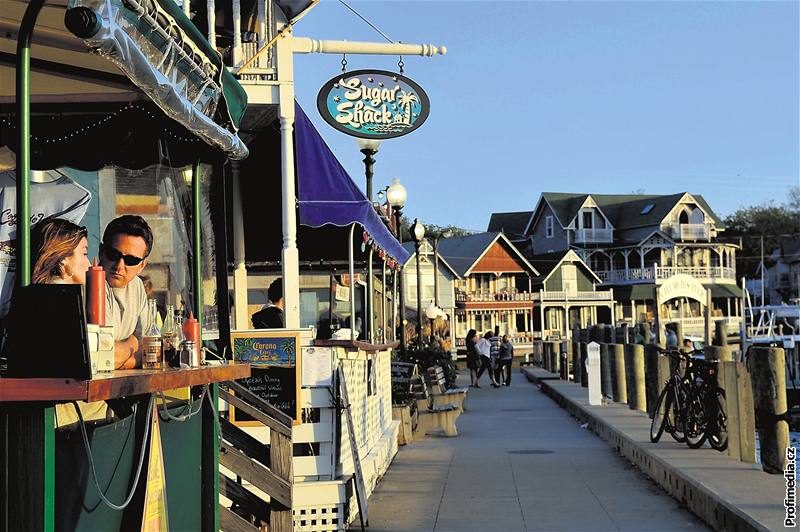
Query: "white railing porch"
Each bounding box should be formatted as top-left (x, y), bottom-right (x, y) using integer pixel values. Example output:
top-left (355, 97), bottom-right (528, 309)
top-left (574, 227), bottom-right (614, 244)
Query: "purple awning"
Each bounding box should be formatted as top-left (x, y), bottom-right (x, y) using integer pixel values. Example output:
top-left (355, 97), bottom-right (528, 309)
top-left (295, 102), bottom-right (410, 265)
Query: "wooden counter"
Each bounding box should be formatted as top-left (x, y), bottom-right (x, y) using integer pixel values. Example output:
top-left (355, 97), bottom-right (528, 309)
top-left (314, 339), bottom-right (399, 352)
top-left (0, 363), bottom-right (250, 402)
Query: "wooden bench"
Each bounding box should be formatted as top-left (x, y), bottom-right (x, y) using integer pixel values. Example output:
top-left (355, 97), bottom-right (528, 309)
top-left (410, 374), bottom-right (460, 437)
top-left (426, 365), bottom-right (468, 412)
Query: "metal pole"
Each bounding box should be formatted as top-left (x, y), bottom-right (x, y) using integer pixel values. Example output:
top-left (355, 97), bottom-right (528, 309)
top-left (433, 237), bottom-right (440, 307)
top-left (361, 148), bottom-right (376, 203)
top-left (394, 208), bottom-right (407, 358)
top-left (192, 158), bottom-right (203, 324)
top-left (292, 37), bottom-right (447, 57)
top-left (367, 247), bottom-right (374, 343)
top-left (349, 224), bottom-right (356, 341)
top-left (415, 239), bottom-right (423, 347)
top-left (381, 259), bottom-right (387, 343)
top-left (760, 234), bottom-right (765, 306)
top-left (15, 0), bottom-right (45, 289)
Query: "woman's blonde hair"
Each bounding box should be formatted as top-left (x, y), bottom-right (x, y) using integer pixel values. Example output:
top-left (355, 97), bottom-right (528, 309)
top-left (31, 219), bottom-right (88, 284)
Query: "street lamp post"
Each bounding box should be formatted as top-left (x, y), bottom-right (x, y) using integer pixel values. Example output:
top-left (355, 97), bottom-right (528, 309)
top-left (387, 178), bottom-right (408, 357)
top-left (357, 138), bottom-right (381, 202)
top-left (425, 302), bottom-right (440, 346)
top-left (432, 230), bottom-right (452, 307)
top-left (411, 218), bottom-right (426, 348)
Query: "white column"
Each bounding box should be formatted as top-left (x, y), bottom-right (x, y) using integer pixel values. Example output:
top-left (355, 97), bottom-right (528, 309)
top-left (232, 0), bottom-right (242, 66)
top-left (257, 0), bottom-right (266, 49)
top-left (206, 0), bottom-right (216, 49)
top-left (277, 34), bottom-right (299, 328)
top-left (231, 162), bottom-right (249, 329)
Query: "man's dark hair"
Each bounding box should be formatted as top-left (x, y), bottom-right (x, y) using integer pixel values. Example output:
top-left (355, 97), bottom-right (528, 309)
top-left (683, 338), bottom-right (693, 347)
top-left (268, 278), bottom-right (283, 304)
top-left (484, 331), bottom-right (493, 339)
top-left (102, 215), bottom-right (153, 257)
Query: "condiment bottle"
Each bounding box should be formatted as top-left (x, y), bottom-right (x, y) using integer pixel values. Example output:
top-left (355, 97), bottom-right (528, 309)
top-left (161, 304), bottom-right (177, 368)
top-left (86, 257), bottom-right (105, 325)
top-left (183, 311), bottom-right (201, 367)
top-left (170, 311), bottom-right (185, 369)
top-left (142, 299), bottom-right (162, 369)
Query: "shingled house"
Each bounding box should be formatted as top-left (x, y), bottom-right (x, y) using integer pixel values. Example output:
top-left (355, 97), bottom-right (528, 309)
top-left (490, 192), bottom-right (742, 338)
top-left (436, 232), bottom-right (539, 353)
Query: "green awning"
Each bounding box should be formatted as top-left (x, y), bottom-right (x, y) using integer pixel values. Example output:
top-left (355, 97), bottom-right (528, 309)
top-left (705, 284), bottom-right (743, 298)
top-left (611, 284), bottom-right (656, 301)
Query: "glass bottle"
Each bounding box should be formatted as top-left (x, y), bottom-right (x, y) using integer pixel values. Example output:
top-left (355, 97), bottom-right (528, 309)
top-left (142, 299), bottom-right (162, 369)
top-left (162, 304), bottom-right (177, 368)
top-left (172, 311), bottom-right (185, 368)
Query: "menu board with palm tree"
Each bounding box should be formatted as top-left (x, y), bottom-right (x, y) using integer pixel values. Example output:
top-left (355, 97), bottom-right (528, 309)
top-left (230, 330), bottom-right (302, 424)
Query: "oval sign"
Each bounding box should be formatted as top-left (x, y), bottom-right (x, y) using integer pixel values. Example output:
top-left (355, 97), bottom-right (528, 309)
top-left (317, 69), bottom-right (430, 140)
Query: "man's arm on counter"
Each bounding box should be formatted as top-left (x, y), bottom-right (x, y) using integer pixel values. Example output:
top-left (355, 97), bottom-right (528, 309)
top-left (114, 335), bottom-right (140, 369)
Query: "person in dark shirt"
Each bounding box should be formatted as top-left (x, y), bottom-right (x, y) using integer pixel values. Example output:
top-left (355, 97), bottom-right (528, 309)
top-left (251, 278), bottom-right (284, 328)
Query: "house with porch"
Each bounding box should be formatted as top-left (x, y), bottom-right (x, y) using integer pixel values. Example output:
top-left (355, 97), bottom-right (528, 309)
top-left (492, 192), bottom-right (742, 339)
top-left (436, 232), bottom-right (540, 354)
top-left (529, 250), bottom-right (616, 341)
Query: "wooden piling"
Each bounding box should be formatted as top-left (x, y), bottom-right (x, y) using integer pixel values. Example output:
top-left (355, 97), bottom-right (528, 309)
top-left (611, 343), bottom-right (627, 403)
top-left (644, 344), bottom-right (661, 414)
top-left (625, 344), bottom-right (646, 412)
top-left (750, 346), bottom-right (790, 473)
top-left (714, 321), bottom-right (729, 346)
top-left (600, 343), bottom-right (613, 399)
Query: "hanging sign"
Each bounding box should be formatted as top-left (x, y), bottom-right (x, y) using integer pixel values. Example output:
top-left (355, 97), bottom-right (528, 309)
top-left (657, 274), bottom-right (707, 304)
top-left (317, 69), bottom-right (430, 139)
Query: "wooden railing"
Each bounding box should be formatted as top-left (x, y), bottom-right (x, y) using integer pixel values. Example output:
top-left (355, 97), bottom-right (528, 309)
top-left (455, 291), bottom-right (536, 302)
top-left (574, 227), bottom-right (613, 244)
top-left (596, 266), bottom-right (736, 284)
top-left (218, 380), bottom-right (293, 532)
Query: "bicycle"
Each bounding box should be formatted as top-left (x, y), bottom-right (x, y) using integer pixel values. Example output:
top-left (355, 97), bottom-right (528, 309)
top-left (683, 353), bottom-right (728, 451)
top-left (650, 348), bottom-right (691, 443)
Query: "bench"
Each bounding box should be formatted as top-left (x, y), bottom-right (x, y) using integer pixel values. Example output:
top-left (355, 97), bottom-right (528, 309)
top-left (410, 374), bottom-right (460, 437)
top-left (426, 365), bottom-right (468, 412)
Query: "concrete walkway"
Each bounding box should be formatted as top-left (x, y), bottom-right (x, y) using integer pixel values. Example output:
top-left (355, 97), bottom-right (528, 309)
top-left (366, 368), bottom-right (707, 532)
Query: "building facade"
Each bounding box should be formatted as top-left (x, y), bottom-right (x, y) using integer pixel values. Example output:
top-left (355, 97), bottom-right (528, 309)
top-left (437, 232), bottom-right (540, 353)
top-left (491, 192), bottom-right (743, 339)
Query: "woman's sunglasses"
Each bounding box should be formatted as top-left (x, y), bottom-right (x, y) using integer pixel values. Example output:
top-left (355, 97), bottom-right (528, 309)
top-left (102, 244), bottom-right (145, 266)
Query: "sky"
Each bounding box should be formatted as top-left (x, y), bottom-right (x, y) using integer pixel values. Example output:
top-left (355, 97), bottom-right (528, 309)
top-left (291, 1), bottom-right (799, 232)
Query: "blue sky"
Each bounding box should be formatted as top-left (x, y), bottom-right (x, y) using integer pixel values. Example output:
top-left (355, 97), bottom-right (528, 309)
top-left (292, 1), bottom-right (799, 232)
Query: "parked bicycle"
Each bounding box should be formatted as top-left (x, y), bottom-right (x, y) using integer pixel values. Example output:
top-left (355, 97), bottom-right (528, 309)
top-left (682, 354), bottom-right (727, 450)
top-left (650, 348), bottom-right (690, 443)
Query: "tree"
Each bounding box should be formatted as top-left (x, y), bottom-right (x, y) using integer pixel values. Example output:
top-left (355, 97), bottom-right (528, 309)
top-left (723, 187), bottom-right (800, 278)
top-left (424, 224), bottom-right (474, 240)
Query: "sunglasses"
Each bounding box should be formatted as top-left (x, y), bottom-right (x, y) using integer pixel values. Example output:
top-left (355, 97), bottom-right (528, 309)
top-left (102, 245), bottom-right (145, 267)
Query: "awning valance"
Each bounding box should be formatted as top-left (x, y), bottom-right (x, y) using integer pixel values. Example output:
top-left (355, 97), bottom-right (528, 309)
top-left (295, 102), bottom-right (410, 266)
top-left (705, 284), bottom-right (743, 298)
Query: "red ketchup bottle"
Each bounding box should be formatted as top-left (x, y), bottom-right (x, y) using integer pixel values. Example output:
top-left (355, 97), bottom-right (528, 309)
top-left (86, 257), bottom-right (106, 325)
top-left (183, 311), bottom-right (201, 366)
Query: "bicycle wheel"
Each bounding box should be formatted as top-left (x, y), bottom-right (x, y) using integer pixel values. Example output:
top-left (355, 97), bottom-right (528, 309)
top-left (650, 384), bottom-right (671, 443)
top-left (708, 388), bottom-right (728, 451)
top-left (668, 385), bottom-right (687, 443)
top-left (684, 391), bottom-right (708, 449)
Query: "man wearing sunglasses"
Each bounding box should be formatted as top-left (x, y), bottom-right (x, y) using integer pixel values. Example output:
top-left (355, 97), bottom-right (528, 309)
top-left (100, 215), bottom-right (154, 369)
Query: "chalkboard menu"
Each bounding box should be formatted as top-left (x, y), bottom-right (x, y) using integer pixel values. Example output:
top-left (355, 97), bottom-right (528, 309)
top-left (390, 361), bottom-right (416, 405)
top-left (230, 366), bottom-right (297, 425)
top-left (230, 330), bottom-right (302, 425)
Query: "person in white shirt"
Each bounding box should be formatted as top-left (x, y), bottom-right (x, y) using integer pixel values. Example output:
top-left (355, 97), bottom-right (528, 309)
top-left (100, 215), bottom-right (153, 369)
top-left (475, 331), bottom-right (500, 388)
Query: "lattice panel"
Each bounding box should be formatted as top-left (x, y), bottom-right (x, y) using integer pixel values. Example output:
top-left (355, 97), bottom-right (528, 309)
top-left (293, 504), bottom-right (344, 532)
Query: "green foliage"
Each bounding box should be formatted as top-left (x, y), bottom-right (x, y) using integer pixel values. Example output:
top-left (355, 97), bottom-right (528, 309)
top-left (407, 345), bottom-right (457, 386)
top-left (723, 187), bottom-right (800, 277)
top-left (425, 224), bottom-right (473, 240)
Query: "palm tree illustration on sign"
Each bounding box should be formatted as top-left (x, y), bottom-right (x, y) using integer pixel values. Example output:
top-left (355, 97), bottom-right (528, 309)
top-left (397, 90), bottom-right (418, 125)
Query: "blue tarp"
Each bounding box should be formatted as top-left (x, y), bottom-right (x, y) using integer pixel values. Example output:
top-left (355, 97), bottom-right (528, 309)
top-left (295, 102), bottom-right (410, 265)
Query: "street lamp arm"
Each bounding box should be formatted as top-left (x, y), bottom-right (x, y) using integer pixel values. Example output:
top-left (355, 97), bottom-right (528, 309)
top-left (293, 37), bottom-right (447, 57)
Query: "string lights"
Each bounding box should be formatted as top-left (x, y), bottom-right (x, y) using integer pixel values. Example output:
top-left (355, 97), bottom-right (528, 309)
top-left (0, 102), bottom-right (201, 145)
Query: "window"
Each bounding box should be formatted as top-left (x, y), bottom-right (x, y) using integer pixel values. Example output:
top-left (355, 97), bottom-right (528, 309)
top-left (562, 264), bottom-right (577, 294)
top-left (582, 211), bottom-right (593, 229)
top-left (641, 204), bottom-right (655, 215)
top-left (545, 215), bottom-right (554, 238)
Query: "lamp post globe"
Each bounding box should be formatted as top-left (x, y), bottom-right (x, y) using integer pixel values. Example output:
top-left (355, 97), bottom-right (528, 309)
top-left (411, 218), bottom-right (426, 242)
top-left (357, 138), bottom-right (381, 202)
top-left (386, 178), bottom-right (407, 358)
top-left (425, 302), bottom-right (439, 346)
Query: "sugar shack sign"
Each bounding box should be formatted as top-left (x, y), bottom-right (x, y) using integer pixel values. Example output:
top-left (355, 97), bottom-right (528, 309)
top-left (317, 69), bottom-right (430, 139)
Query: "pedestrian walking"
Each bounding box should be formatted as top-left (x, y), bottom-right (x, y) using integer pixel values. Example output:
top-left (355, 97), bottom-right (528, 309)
top-left (476, 331), bottom-right (500, 388)
top-left (496, 334), bottom-right (514, 386)
top-left (465, 329), bottom-right (480, 387)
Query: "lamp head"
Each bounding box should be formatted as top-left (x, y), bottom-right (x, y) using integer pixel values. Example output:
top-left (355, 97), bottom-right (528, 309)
top-left (377, 189), bottom-right (385, 202)
top-left (386, 178), bottom-right (407, 208)
top-left (357, 138), bottom-right (382, 153)
top-left (411, 218), bottom-right (426, 242)
top-left (425, 302), bottom-right (439, 320)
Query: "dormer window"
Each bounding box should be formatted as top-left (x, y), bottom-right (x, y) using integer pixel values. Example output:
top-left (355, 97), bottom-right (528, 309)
top-left (545, 216), bottom-right (554, 238)
top-left (582, 211), bottom-right (593, 229)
